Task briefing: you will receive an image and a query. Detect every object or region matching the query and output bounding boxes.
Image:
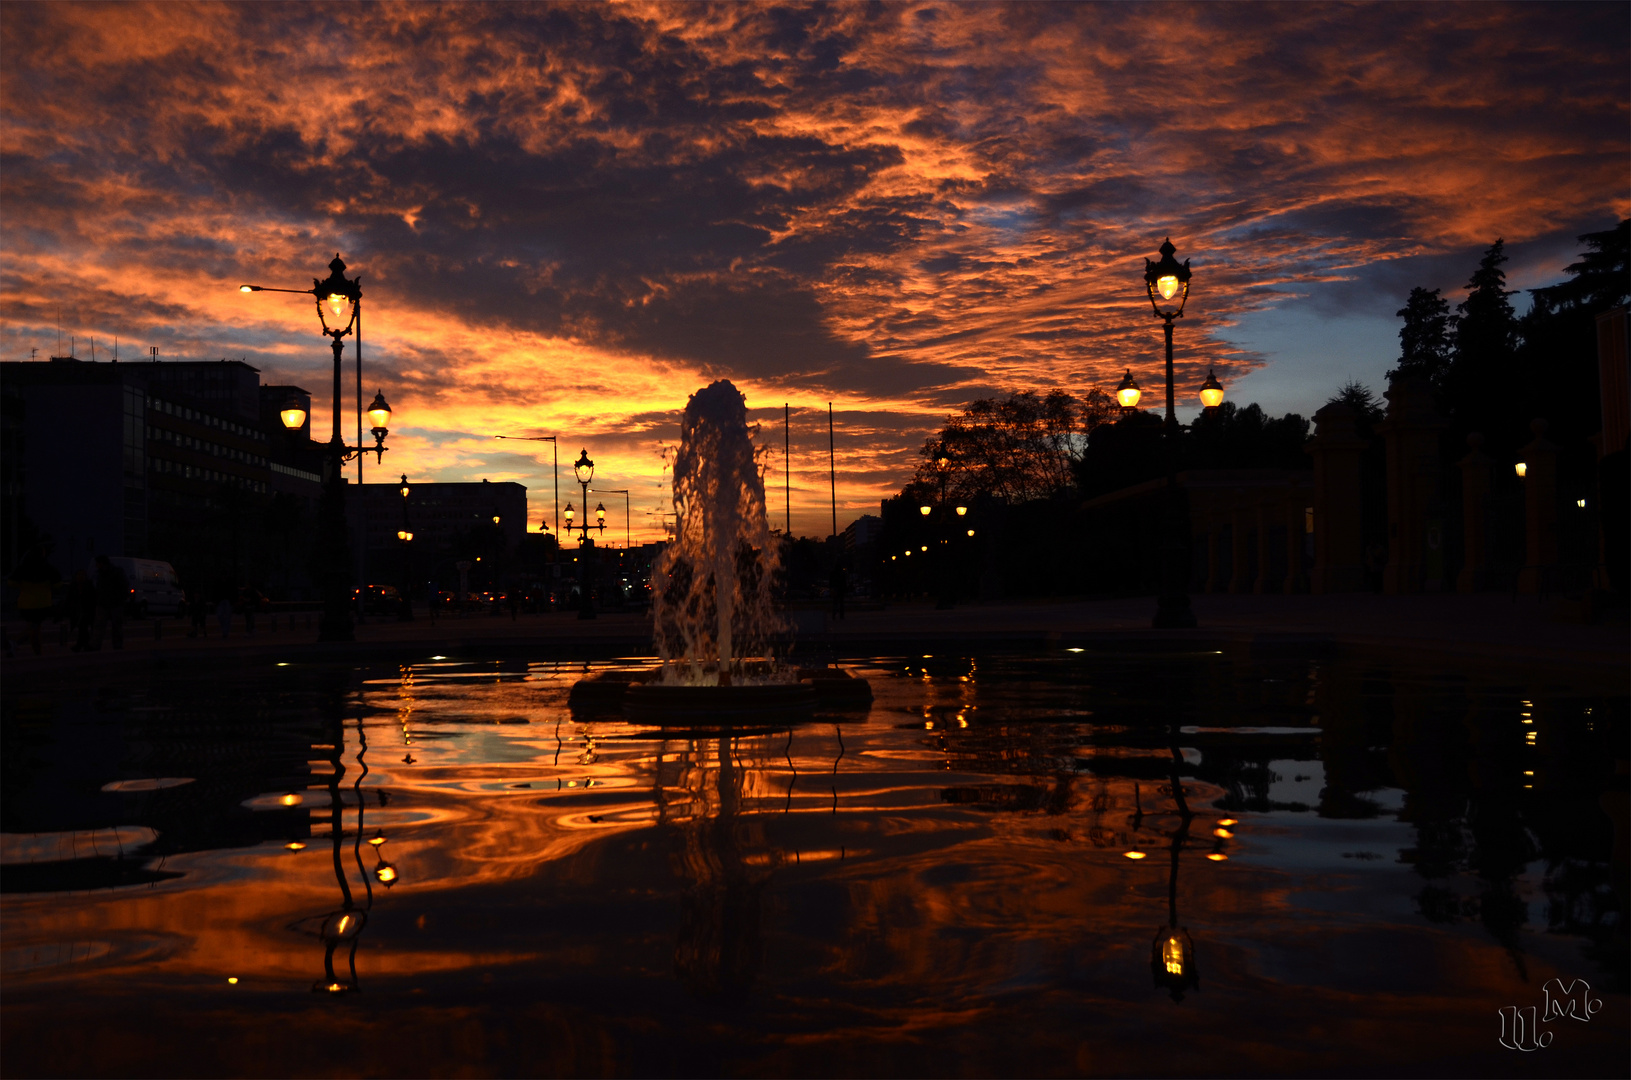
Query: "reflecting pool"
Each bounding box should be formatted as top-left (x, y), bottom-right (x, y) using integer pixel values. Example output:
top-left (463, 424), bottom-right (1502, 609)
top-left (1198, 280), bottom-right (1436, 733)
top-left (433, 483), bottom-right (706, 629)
top-left (3, 651), bottom-right (1625, 1077)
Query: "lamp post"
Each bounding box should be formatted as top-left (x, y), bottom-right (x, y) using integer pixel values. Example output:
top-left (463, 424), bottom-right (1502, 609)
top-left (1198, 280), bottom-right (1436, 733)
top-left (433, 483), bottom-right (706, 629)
top-left (243, 254), bottom-right (390, 642)
top-left (563, 449), bottom-right (606, 619)
top-left (1144, 238), bottom-right (1197, 629)
top-left (395, 474), bottom-right (414, 621)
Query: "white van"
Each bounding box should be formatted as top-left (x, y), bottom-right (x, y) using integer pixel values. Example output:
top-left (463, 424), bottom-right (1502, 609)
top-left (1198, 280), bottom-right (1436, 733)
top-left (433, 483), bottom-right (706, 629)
top-left (92, 557), bottom-right (185, 616)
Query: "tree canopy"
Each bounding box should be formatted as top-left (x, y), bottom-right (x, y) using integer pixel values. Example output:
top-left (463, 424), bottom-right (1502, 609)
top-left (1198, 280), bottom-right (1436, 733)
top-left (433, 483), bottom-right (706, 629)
top-left (913, 388), bottom-right (1116, 504)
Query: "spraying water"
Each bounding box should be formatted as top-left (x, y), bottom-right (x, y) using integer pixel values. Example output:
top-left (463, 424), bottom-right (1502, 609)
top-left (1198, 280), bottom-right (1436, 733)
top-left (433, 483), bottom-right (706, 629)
top-left (652, 381), bottom-right (786, 686)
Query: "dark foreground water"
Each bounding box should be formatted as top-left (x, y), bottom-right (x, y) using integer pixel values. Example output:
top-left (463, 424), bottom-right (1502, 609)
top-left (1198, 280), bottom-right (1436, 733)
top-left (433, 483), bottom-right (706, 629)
top-left (2, 650), bottom-right (1626, 1078)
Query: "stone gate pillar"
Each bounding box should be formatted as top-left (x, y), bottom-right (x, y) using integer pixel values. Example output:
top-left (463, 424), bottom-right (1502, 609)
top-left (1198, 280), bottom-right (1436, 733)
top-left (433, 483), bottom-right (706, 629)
top-left (1380, 375), bottom-right (1449, 594)
top-left (1517, 419), bottom-right (1559, 595)
top-left (1456, 433), bottom-right (1495, 593)
top-left (1306, 402), bottom-right (1366, 593)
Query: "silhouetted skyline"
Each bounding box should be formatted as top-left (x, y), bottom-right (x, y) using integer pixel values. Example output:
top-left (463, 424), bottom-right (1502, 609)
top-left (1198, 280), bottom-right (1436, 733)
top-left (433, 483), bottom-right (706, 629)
top-left (2, 2), bottom-right (1625, 538)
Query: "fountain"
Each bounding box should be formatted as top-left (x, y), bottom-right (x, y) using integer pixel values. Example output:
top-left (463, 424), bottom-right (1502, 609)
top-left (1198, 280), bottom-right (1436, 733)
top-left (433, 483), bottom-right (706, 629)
top-left (570, 380), bottom-right (869, 720)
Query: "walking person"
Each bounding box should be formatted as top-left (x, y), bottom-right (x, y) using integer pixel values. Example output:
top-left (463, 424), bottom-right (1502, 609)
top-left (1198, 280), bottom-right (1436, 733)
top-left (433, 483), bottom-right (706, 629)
top-left (91, 554), bottom-right (128, 651)
top-left (8, 539), bottom-right (61, 656)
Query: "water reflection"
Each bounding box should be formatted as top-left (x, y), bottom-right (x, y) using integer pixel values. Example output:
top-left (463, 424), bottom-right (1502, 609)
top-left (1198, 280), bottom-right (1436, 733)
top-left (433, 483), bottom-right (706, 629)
top-left (1, 652), bottom-right (1624, 1076)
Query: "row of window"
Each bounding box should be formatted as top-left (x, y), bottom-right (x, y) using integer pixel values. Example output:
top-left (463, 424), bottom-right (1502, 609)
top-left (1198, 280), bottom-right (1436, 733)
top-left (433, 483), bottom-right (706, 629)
top-left (146, 424), bottom-right (269, 468)
top-left (145, 396), bottom-right (266, 442)
top-left (151, 456), bottom-right (268, 494)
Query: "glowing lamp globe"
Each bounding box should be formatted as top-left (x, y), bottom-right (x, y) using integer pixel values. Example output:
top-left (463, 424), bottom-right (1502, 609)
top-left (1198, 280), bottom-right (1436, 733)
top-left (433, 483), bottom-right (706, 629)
top-left (313, 255), bottom-right (360, 335)
top-left (564, 503), bottom-right (575, 524)
top-left (398, 474), bottom-right (410, 498)
top-left (366, 390), bottom-right (392, 432)
top-left (573, 449), bottom-right (595, 485)
top-left (919, 504), bottom-right (932, 516)
top-left (1143, 238), bottom-right (1193, 320)
top-left (1199, 369), bottom-right (1224, 410)
top-left (595, 503), bottom-right (606, 525)
top-left (955, 506), bottom-right (967, 516)
top-left (1115, 369), bottom-right (1143, 410)
top-left (280, 404), bottom-right (308, 430)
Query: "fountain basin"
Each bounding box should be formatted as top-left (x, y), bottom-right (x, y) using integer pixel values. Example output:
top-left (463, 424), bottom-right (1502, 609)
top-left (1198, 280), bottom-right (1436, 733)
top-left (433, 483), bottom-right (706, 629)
top-left (622, 682), bottom-right (817, 723)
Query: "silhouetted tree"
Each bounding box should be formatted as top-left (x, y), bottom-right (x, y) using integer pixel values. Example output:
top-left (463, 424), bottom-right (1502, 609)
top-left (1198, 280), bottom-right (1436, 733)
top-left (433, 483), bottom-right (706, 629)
top-left (1184, 401), bottom-right (1311, 470)
top-left (1441, 239), bottom-right (1520, 436)
top-left (1518, 219), bottom-right (1630, 451)
top-left (916, 388), bottom-right (1116, 503)
top-left (1324, 380), bottom-right (1385, 430)
top-left (1388, 287), bottom-right (1454, 389)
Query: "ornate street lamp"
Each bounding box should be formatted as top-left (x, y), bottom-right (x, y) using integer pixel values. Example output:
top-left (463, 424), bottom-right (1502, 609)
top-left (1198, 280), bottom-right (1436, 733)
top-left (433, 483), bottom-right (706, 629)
top-left (1143, 238), bottom-right (1197, 629)
top-left (245, 254), bottom-right (391, 642)
top-left (1116, 369), bottom-right (1143, 414)
top-left (564, 449), bottom-right (606, 620)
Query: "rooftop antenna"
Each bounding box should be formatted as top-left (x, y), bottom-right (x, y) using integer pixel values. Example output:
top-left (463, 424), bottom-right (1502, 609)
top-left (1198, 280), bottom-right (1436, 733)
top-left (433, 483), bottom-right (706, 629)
top-left (113, 336), bottom-right (118, 362)
top-left (150, 346), bottom-right (158, 362)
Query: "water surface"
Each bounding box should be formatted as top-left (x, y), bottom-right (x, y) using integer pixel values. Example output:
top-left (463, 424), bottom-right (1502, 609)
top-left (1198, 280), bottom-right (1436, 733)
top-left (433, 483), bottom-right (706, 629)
top-left (3, 651), bottom-right (1625, 1077)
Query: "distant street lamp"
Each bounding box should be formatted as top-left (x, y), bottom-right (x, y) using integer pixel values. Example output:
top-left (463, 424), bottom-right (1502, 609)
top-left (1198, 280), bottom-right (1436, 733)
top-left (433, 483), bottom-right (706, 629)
top-left (396, 474), bottom-right (414, 621)
top-left (915, 446), bottom-right (968, 609)
top-left (243, 254), bottom-right (390, 642)
top-left (1144, 238), bottom-right (1197, 629)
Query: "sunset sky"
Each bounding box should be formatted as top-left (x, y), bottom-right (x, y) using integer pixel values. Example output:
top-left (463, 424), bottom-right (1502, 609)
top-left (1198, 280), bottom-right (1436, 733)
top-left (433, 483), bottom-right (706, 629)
top-left (2, 1), bottom-right (1626, 541)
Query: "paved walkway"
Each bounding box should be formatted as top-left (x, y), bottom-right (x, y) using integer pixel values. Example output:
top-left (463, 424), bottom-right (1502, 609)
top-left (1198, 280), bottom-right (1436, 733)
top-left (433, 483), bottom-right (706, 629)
top-left (3, 592), bottom-right (1624, 686)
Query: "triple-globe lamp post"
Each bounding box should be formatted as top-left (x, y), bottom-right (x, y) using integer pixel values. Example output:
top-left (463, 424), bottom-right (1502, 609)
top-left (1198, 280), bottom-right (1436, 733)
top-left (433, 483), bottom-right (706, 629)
top-left (562, 449), bottom-right (606, 618)
top-left (241, 254), bottom-right (393, 642)
top-left (1142, 237), bottom-right (1214, 629)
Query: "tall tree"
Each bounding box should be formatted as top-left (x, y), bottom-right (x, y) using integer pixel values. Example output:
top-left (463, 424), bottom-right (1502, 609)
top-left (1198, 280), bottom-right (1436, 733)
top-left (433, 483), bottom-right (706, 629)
top-left (1389, 287), bottom-right (1454, 389)
top-left (1441, 239), bottom-right (1521, 438)
top-left (1526, 219), bottom-right (1629, 316)
top-left (1518, 219), bottom-right (1630, 450)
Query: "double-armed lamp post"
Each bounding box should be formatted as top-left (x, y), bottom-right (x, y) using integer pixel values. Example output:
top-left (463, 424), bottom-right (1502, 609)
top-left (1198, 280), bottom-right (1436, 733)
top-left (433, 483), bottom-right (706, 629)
top-left (241, 254), bottom-right (393, 642)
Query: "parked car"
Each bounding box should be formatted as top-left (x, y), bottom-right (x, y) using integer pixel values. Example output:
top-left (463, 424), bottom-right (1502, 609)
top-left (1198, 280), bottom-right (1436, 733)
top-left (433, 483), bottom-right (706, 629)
top-left (91, 557), bottom-right (184, 617)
